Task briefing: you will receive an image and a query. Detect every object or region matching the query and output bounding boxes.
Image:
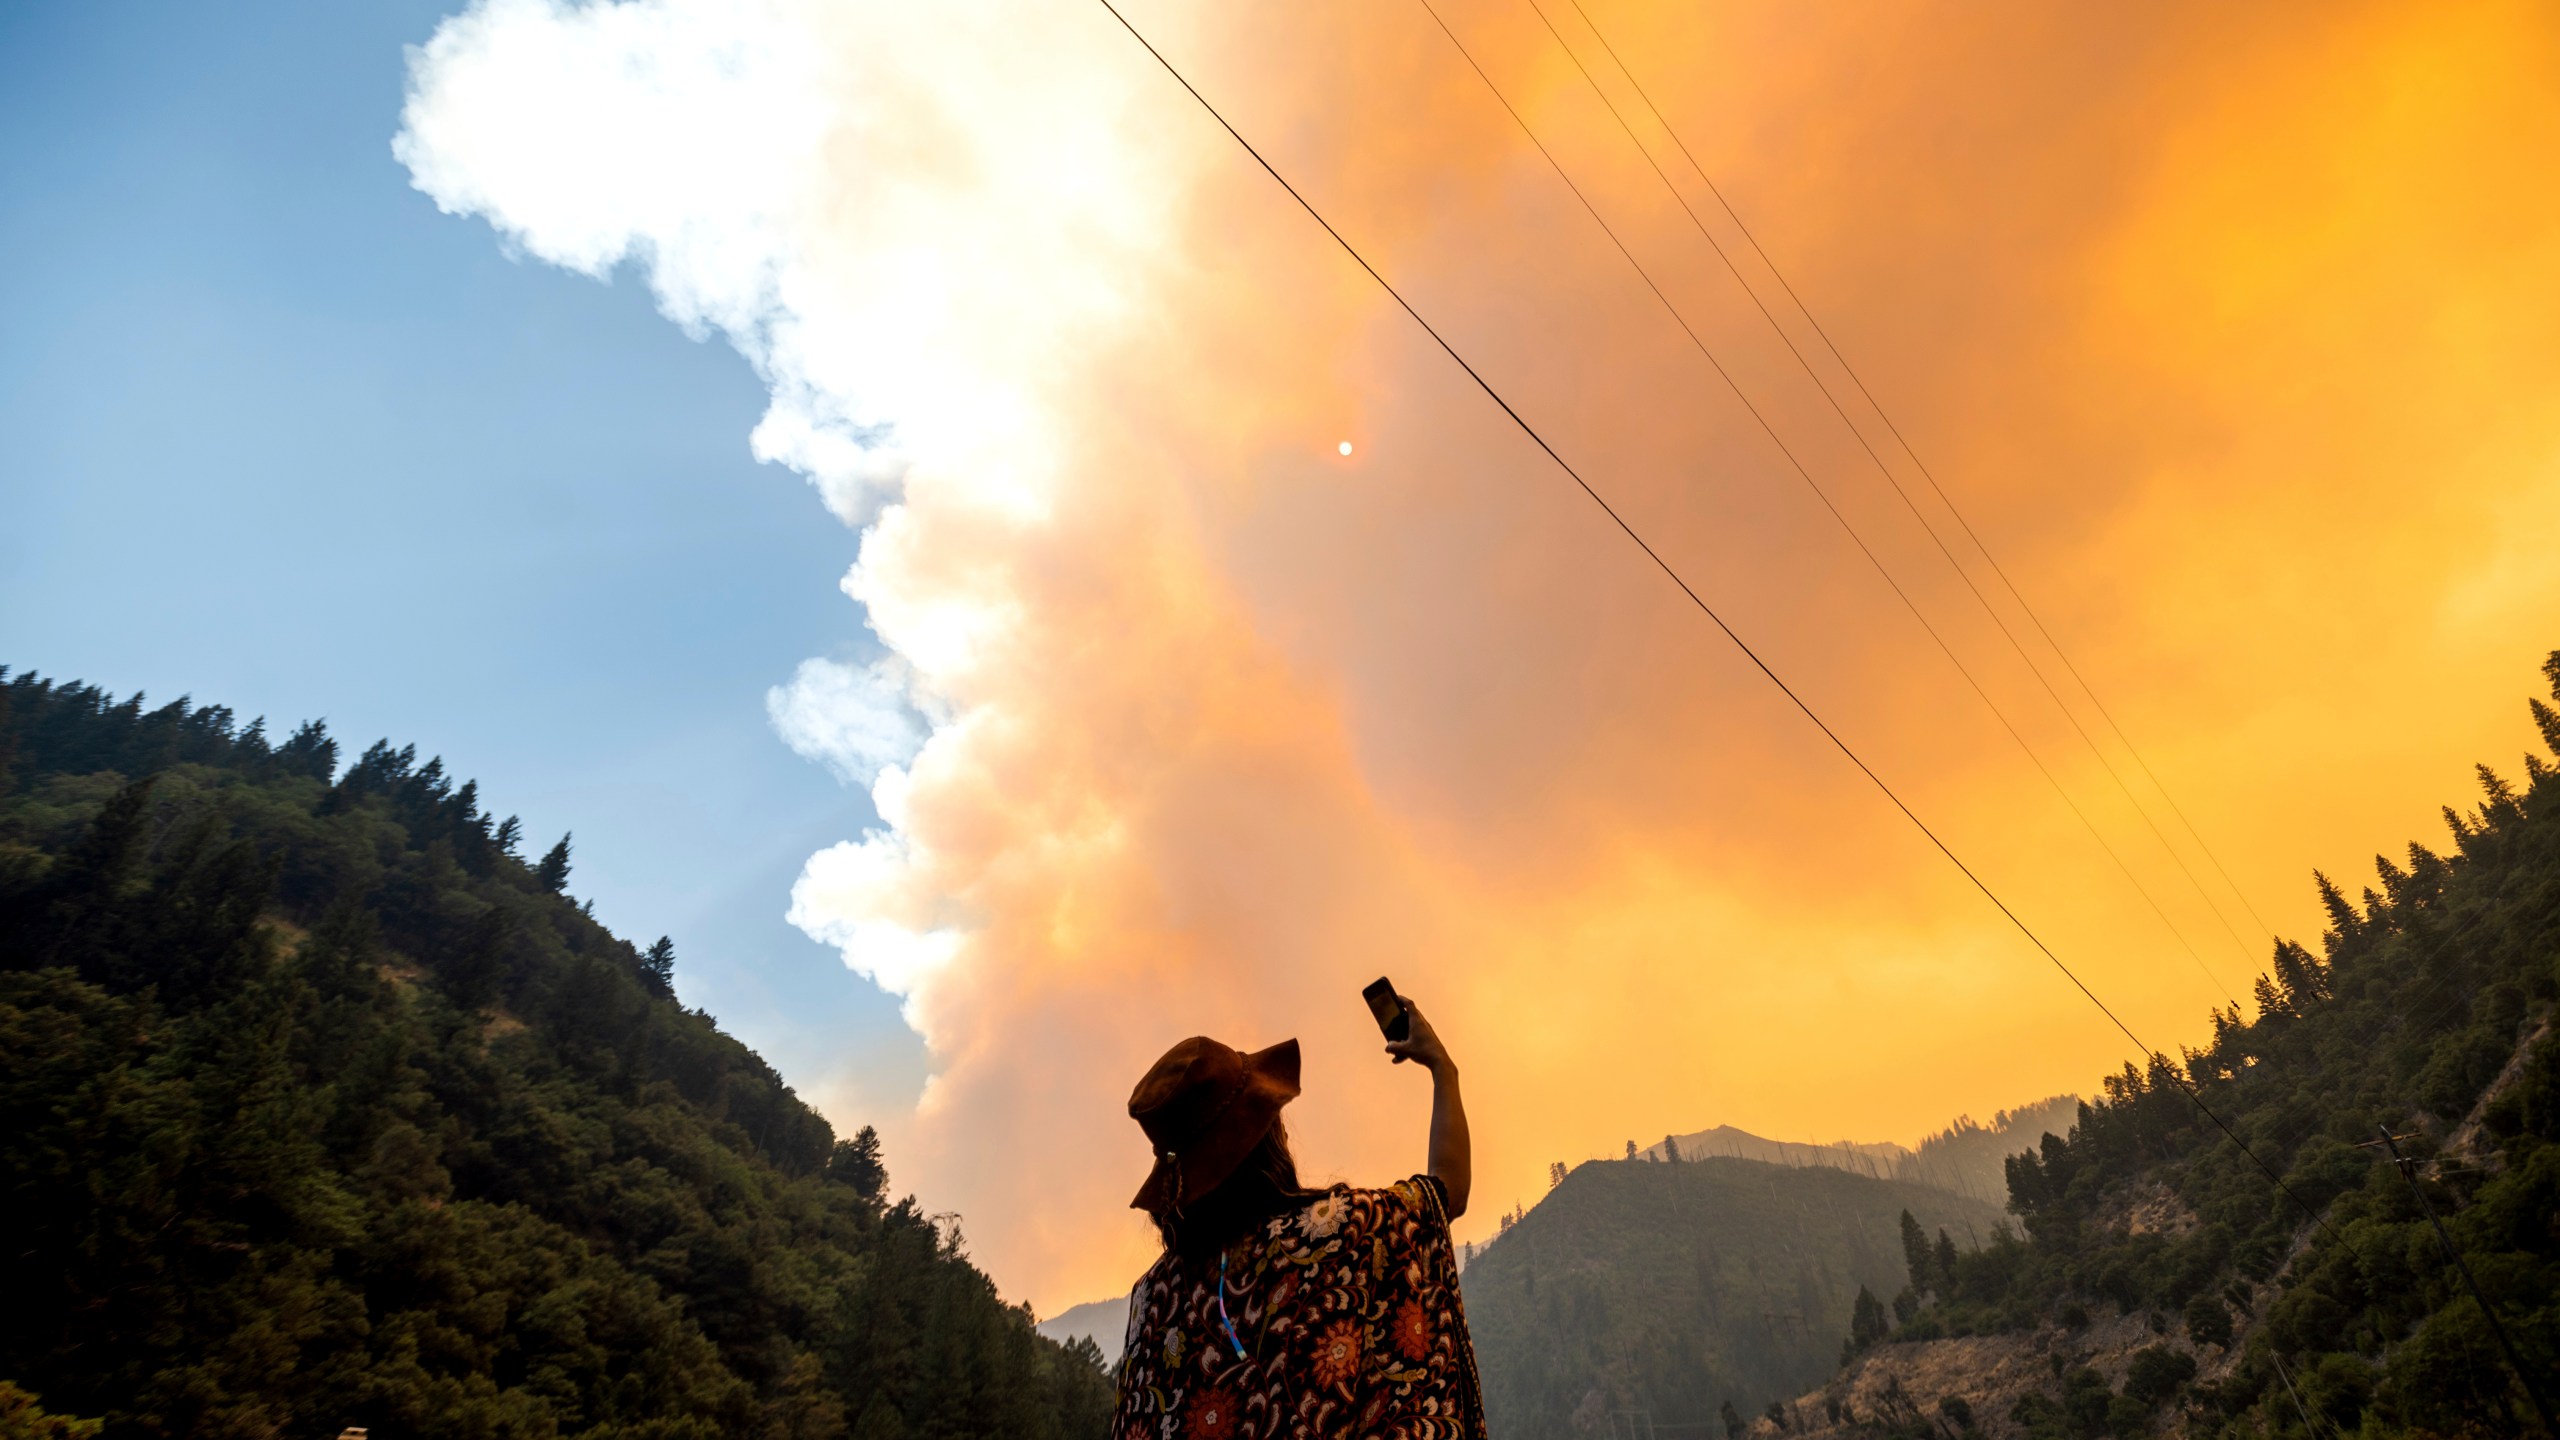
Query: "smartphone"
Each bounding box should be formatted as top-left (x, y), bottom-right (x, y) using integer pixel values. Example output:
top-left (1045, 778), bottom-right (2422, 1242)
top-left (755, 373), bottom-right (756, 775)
top-left (1362, 976), bottom-right (1412, 1043)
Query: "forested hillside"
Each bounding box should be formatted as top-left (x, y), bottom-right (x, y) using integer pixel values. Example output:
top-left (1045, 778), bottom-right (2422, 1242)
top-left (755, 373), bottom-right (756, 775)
top-left (0, 670), bottom-right (1113, 1440)
top-left (1801, 651), bottom-right (2560, 1439)
top-left (1461, 1154), bottom-right (2006, 1437)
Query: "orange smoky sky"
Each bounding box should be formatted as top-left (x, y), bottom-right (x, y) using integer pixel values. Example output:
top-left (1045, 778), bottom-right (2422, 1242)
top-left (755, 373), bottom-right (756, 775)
top-left (399, 0), bottom-right (2560, 1312)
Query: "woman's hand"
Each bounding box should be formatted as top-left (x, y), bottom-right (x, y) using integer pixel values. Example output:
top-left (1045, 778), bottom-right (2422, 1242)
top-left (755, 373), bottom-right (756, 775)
top-left (1383, 998), bottom-right (1456, 1077)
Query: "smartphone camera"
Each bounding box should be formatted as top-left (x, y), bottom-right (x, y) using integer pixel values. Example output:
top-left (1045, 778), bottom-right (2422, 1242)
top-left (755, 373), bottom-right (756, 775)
top-left (1362, 976), bottom-right (1412, 1043)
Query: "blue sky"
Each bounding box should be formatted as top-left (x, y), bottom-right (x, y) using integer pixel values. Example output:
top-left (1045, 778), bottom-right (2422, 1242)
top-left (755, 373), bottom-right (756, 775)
top-left (0, 0), bottom-right (926, 1116)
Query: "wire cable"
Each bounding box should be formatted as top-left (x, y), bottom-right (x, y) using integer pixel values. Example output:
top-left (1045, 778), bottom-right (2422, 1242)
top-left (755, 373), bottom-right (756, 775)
top-left (1412, 0), bottom-right (2237, 1010)
top-left (1551, 0), bottom-right (2277, 959)
top-left (1087, 0), bottom-right (2340, 1244)
top-left (1517, 0), bottom-right (2560, 1273)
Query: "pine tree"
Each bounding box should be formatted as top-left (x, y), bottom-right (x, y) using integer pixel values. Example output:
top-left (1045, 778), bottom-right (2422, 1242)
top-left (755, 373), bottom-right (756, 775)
top-left (1900, 1209), bottom-right (1932, 1294)
top-left (1845, 1284), bottom-right (1890, 1359)
top-left (2530, 697), bottom-right (2560, 757)
top-left (827, 1125), bottom-right (888, 1206)
top-left (273, 718), bottom-right (338, 781)
top-left (2270, 940), bottom-right (2329, 1014)
top-left (1624, 1139), bottom-right (1637, 1161)
top-left (494, 815), bottom-right (523, 857)
top-left (2252, 971), bottom-right (2288, 1022)
top-left (1663, 1134), bottom-right (1683, 1163)
top-left (1933, 1228), bottom-right (1958, 1289)
top-left (2481, 768), bottom-right (2529, 849)
top-left (2312, 869), bottom-right (2363, 959)
top-left (535, 834), bottom-right (572, 893)
top-left (641, 936), bottom-right (676, 996)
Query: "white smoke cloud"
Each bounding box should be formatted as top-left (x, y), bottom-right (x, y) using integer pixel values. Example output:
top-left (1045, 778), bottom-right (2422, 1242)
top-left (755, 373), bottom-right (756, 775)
top-left (394, 0), bottom-right (1428, 1312)
top-left (395, 0), bottom-right (1172, 527)
top-left (398, 0), bottom-right (1184, 934)
top-left (765, 656), bottom-right (922, 786)
top-left (388, 0), bottom-right (2534, 1321)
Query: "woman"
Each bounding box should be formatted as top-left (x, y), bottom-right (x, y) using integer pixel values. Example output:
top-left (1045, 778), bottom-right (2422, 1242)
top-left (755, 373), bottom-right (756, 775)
top-left (1112, 997), bottom-right (1486, 1439)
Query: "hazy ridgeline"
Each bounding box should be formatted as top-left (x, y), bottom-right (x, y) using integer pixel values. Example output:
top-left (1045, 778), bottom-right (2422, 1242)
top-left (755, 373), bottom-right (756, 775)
top-left (1640, 1095), bottom-right (2081, 1209)
top-left (0, 671), bottom-right (1112, 1439)
top-left (1461, 1158), bottom-right (2006, 1436)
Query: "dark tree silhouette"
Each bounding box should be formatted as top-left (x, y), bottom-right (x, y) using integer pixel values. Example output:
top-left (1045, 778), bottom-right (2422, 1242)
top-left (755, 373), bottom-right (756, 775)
top-left (534, 832), bottom-right (572, 893)
top-left (829, 1125), bottom-right (889, 1206)
top-left (0, 669), bottom-right (1112, 1438)
top-left (1899, 1209), bottom-right (1932, 1294)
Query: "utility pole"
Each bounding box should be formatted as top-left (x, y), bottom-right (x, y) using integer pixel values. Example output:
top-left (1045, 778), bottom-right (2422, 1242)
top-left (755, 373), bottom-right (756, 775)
top-left (2372, 1125), bottom-right (2556, 1435)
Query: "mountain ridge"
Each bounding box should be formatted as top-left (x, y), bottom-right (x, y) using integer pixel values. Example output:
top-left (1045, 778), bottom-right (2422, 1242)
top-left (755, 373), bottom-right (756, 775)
top-left (1638, 1096), bottom-right (2081, 1209)
top-left (1460, 1153), bottom-right (2010, 1437)
top-left (1034, 1104), bottom-right (2079, 1367)
top-left (1036, 1295), bottom-right (1134, 1369)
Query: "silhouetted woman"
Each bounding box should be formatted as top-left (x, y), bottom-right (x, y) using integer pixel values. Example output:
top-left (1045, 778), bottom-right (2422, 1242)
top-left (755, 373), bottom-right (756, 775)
top-left (1112, 997), bottom-right (1486, 1439)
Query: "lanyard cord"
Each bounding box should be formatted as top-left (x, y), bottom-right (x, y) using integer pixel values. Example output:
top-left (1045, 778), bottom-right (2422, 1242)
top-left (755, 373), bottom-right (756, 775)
top-left (1216, 1252), bottom-right (1248, 1359)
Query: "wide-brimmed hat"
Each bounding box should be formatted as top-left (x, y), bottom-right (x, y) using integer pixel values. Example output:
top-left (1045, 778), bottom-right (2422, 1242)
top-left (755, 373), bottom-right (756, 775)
top-left (1128, 1036), bottom-right (1301, 1213)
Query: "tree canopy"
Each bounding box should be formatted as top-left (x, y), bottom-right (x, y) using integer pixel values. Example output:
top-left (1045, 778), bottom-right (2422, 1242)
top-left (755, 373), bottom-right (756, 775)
top-left (1870, 650), bottom-right (2560, 1437)
top-left (0, 669), bottom-right (1111, 1440)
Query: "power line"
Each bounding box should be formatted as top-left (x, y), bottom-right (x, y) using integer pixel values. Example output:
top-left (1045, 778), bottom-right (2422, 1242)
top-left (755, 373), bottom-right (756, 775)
top-left (1549, 0), bottom-right (2277, 964)
top-left (2266, 1349), bottom-right (2333, 1440)
top-left (1086, 0), bottom-right (2339, 1246)
top-left (1410, 0), bottom-right (2237, 1011)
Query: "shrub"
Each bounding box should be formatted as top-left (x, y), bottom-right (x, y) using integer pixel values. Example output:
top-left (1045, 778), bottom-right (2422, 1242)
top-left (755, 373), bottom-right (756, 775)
top-left (2122, 1344), bottom-right (2196, 1407)
top-left (2183, 1292), bottom-right (2232, 1348)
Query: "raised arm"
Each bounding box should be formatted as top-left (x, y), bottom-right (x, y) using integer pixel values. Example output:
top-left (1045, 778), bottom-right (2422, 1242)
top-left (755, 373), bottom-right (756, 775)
top-left (1383, 998), bottom-right (1470, 1220)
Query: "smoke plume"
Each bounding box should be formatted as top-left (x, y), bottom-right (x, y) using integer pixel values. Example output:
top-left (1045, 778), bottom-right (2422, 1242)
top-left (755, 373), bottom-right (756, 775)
top-left (401, 0), bottom-right (2560, 1309)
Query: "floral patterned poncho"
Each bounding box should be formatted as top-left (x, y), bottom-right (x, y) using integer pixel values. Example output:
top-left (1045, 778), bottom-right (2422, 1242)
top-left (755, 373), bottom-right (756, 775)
top-left (1112, 1176), bottom-right (1487, 1440)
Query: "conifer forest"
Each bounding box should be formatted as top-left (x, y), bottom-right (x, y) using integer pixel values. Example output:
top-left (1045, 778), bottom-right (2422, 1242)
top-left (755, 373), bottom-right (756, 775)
top-left (0, 669), bottom-right (1114, 1439)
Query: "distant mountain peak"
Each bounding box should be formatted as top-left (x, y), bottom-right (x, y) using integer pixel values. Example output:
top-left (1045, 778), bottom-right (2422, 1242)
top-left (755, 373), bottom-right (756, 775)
top-left (1628, 1096), bottom-right (2081, 1209)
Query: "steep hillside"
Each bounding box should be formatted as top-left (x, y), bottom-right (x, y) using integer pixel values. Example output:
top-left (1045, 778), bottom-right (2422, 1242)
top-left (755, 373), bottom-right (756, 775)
top-left (0, 671), bottom-right (1113, 1439)
top-left (1765, 651), bottom-right (2560, 1439)
top-left (1461, 1155), bottom-right (2007, 1436)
